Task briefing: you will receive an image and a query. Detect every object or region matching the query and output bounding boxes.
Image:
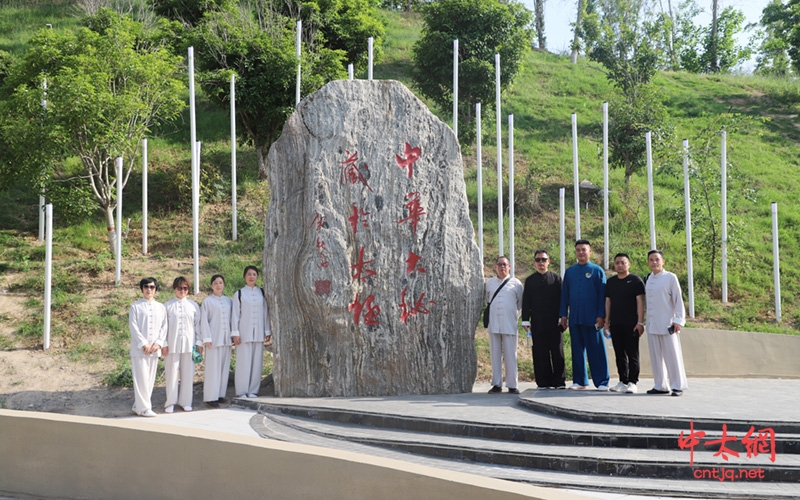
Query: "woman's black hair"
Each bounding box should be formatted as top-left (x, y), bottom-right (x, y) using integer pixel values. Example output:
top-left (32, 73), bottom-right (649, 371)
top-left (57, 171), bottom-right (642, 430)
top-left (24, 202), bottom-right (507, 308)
top-left (139, 277), bottom-right (158, 291)
top-left (243, 265), bottom-right (259, 278)
top-left (172, 276), bottom-right (189, 290)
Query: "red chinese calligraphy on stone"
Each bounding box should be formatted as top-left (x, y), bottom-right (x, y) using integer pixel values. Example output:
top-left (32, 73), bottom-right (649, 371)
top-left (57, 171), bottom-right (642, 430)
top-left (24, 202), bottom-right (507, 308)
top-left (315, 237), bottom-right (329, 268)
top-left (678, 420), bottom-right (707, 467)
top-left (348, 205), bottom-right (371, 234)
top-left (350, 246), bottom-right (376, 282)
top-left (742, 427), bottom-right (776, 463)
top-left (704, 424), bottom-right (740, 462)
top-left (395, 142), bottom-right (421, 179)
top-left (340, 150), bottom-right (374, 192)
top-left (349, 293), bottom-right (380, 326)
top-left (314, 280), bottom-right (331, 295)
top-left (404, 251), bottom-right (426, 274)
top-left (309, 212), bottom-right (327, 230)
top-left (398, 288), bottom-right (436, 324)
top-left (398, 191), bottom-right (426, 235)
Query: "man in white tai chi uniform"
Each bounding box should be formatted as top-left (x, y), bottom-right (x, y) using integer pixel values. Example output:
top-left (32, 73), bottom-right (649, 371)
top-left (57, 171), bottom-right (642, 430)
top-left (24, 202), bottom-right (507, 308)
top-left (484, 256), bottom-right (524, 394)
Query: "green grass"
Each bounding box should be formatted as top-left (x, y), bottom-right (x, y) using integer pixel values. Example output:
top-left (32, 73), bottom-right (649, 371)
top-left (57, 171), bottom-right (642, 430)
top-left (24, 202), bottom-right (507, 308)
top-left (2, 4), bottom-right (800, 389)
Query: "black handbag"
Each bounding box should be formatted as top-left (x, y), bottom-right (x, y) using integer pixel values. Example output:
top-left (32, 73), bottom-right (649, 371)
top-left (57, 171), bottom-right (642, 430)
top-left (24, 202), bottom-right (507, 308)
top-left (483, 278), bottom-right (510, 328)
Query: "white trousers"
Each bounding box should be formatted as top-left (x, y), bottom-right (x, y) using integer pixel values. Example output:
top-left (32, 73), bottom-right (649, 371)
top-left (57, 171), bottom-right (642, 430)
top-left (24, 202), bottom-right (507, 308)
top-left (131, 353), bottom-right (159, 414)
top-left (164, 352), bottom-right (194, 408)
top-left (489, 332), bottom-right (518, 389)
top-left (648, 333), bottom-right (688, 391)
top-left (204, 345), bottom-right (232, 402)
top-left (235, 341), bottom-right (263, 396)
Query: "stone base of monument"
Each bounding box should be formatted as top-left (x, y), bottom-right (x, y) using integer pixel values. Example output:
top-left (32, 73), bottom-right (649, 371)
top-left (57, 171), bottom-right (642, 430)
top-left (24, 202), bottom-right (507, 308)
top-left (236, 378), bottom-right (800, 499)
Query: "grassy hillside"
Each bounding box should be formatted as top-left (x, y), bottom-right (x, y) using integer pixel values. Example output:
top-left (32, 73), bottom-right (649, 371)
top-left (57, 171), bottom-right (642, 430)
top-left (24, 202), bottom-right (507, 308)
top-left (2, 5), bottom-right (800, 389)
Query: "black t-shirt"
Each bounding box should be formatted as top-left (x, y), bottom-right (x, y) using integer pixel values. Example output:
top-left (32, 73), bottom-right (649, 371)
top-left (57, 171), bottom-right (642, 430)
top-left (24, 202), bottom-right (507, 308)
top-left (605, 273), bottom-right (645, 325)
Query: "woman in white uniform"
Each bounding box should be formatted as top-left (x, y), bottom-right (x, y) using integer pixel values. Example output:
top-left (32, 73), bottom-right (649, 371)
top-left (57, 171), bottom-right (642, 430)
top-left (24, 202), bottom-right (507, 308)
top-left (162, 276), bottom-right (201, 413)
top-left (200, 274), bottom-right (233, 408)
top-left (232, 266), bottom-right (271, 398)
top-left (129, 277), bottom-right (167, 417)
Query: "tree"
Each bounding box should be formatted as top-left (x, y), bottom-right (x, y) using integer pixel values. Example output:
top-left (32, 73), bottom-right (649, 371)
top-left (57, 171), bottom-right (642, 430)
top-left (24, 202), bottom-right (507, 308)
top-left (0, 10), bottom-right (186, 250)
top-left (674, 2), bottom-right (750, 73)
top-left (757, 0), bottom-right (795, 75)
top-left (190, 3), bottom-right (350, 176)
top-left (571, 0), bottom-right (586, 63)
top-left (534, 0), bottom-right (546, 50)
top-left (411, 0), bottom-right (533, 143)
top-left (582, 0), bottom-right (674, 183)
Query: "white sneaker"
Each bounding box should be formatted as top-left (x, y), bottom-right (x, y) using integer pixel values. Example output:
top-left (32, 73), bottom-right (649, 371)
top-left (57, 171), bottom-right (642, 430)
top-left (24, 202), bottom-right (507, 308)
top-left (164, 405), bottom-right (174, 413)
top-left (568, 383), bottom-right (588, 390)
top-left (247, 393), bottom-right (258, 398)
top-left (626, 383), bottom-right (638, 394)
top-left (182, 406), bottom-right (192, 412)
top-left (139, 409), bottom-right (157, 417)
top-left (238, 394), bottom-right (248, 398)
top-left (597, 385), bottom-right (610, 392)
top-left (609, 382), bottom-right (627, 392)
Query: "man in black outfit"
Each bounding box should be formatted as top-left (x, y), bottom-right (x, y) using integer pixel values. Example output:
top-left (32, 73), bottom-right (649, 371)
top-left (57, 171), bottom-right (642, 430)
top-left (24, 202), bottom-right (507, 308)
top-left (521, 249), bottom-right (565, 389)
top-left (604, 253), bottom-right (646, 394)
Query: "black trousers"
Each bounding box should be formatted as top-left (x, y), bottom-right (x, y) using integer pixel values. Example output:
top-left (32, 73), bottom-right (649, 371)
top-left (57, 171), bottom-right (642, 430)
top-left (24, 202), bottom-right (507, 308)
top-left (531, 327), bottom-right (566, 387)
top-left (610, 322), bottom-right (640, 384)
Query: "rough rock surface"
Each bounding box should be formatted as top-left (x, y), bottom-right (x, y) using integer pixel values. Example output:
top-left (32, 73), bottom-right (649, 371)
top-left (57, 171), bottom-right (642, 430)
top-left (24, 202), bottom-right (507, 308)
top-left (264, 80), bottom-right (482, 397)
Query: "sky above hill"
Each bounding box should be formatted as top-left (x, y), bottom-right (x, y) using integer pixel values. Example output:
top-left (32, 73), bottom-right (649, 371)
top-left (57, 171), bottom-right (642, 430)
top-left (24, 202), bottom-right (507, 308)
top-left (533, 0), bottom-right (769, 72)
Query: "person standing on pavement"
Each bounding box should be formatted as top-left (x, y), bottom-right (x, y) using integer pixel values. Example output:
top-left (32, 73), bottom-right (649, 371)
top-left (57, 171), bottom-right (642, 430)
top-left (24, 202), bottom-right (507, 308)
top-left (200, 274), bottom-right (233, 409)
top-left (604, 253), bottom-right (645, 394)
top-left (644, 249), bottom-right (688, 397)
top-left (485, 256), bottom-right (524, 394)
top-left (128, 277), bottom-right (167, 417)
top-left (559, 239), bottom-right (610, 391)
top-left (232, 266), bottom-right (271, 399)
top-left (162, 276), bottom-right (202, 413)
top-left (521, 249), bottom-right (566, 389)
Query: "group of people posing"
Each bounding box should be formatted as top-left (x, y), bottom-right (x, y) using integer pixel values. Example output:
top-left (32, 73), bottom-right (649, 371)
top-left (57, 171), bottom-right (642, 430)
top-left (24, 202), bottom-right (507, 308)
top-left (484, 239), bottom-right (688, 397)
top-left (128, 266), bottom-right (271, 417)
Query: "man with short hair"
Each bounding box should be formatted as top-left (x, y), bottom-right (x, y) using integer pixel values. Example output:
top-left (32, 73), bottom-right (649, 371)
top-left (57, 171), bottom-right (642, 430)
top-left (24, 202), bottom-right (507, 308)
top-left (485, 256), bottom-right (524, 394)
top-left (644, 249), bottom-right (688, 396)
top-left (605, 253), bottom-right (645, 394)
top-left (559, 239), bottom-right (609, 391)
top-left (521, 250), bottom-right (565, 389)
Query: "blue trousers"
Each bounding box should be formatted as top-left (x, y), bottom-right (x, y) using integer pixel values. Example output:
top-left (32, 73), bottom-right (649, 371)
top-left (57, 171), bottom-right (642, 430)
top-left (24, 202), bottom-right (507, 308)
top-left (569, 323), bottom-right (610, 388)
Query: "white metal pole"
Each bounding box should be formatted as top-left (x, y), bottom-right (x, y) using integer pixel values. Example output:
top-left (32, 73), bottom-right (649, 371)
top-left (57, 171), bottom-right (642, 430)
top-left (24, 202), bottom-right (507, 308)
top-left (772, 202), bottom-right (781, 323)
top-left (646, 131), bottom-right (656, 250)
top-left (189, 47), bottom-right (199, 294)
top-left (348, 64), bottom-right (354, 81)
top-left (721, 130), bottom-right (728, 303)
top-left (39, 79), bottom-right (47, 242)
top-left (193, 141), bottom-right (201, 295)
top-left (559, 188), bottom-right (566, 277)
top-left (495, 53), bottom-right (503, 256)
top-left (295, 20), bottom-right (302, 105)
top-left (231, 74), bottom-right (238, 241)
top-left (453, 39), bottom-right (458, 138)
top-left (602, 102), bottom-right (609, 269)
top-left (142, 138), bottom-right (148, 255)
top-left (115, 157), bottom-right (123, 286)
top-left (572, 113), bottom-right (580, 240)
top-left (43, 203), bottom-right (53, 350)
top-left (476, 102), bottom-right (484, 265)
top-left (683, 140), bottom-right (695, 318)
top-left (508, 114), bottom-right (515, 277)
top-left (368, 37), bottom-right (374, 81)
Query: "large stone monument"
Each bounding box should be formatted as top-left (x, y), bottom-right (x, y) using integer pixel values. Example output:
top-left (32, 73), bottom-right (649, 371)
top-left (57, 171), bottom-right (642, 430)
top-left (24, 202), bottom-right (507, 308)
top-left (264, 80), bottom-right (483, 397)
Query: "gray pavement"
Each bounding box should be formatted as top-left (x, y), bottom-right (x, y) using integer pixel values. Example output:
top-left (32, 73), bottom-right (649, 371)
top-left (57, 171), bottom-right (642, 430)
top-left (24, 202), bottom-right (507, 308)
top-left (125, 377), bottom-right (800, 500)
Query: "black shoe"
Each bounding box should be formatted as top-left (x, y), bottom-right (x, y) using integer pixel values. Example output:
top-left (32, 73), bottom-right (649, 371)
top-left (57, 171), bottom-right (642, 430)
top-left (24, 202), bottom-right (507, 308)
top-left (671, 390), bottom-right (684, 397)
top-left (205, 401), bottom-right (220, 409)
top-left (646, 388), bottom-right (670, 395)
top-left (217, 397), bottom-right (228, 404)
top-left (507, 388), bottom-right (520, 394)
top-left (488, 385), bottom-right (502, 394)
